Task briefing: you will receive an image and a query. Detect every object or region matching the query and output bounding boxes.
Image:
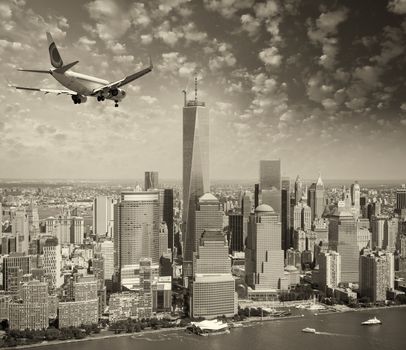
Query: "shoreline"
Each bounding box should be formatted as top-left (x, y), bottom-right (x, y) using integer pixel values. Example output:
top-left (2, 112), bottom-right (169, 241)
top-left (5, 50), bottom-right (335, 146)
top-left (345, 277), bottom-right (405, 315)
top-left (3, 304), bottom-right (406, 349)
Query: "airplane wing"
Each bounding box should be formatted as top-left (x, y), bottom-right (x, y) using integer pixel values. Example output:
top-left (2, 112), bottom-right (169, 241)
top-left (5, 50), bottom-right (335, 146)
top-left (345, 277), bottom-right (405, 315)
top-left (9, 84), bottom-right (76, 96)
top-left (91, 58), bottom-right (152, 95)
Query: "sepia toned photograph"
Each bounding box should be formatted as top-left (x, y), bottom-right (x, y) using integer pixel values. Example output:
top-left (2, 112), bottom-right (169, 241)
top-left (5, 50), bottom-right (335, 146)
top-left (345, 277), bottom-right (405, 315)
top-left (0, 0), bottom-right (406, 349)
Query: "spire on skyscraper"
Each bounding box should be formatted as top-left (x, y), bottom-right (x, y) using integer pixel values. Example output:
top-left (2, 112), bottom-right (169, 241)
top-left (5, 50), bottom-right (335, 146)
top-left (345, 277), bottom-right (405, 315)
top-left (316, 173), bottom-right (323, 187)
top-left (194, 75), bottom-right (198, 103)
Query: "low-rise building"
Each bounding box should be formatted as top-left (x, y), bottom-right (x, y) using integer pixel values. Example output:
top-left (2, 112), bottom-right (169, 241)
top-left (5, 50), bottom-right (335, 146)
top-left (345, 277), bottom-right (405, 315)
top-left (58, 299), bottom-right (98, 328)
top-left (8, 280), bottom-right (49, 330)
top-left (152, 276), bottom-right (172, 312)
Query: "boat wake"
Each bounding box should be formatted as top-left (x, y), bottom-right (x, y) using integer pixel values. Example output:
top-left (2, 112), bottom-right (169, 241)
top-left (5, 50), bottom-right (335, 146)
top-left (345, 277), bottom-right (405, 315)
top-left (314, 331), bottom-right (352, 337)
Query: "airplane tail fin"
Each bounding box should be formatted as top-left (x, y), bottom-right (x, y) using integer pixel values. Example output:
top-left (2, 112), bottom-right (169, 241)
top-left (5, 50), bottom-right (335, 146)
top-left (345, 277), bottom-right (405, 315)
top-left (46, 32), bottom-right (64, 68)
top-left (55, 60), bottom-right (79, 73)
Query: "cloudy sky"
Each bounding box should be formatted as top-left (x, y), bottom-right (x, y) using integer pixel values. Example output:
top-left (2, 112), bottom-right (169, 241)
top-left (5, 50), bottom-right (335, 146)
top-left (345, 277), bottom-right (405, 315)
top-left (1, 0), bottom-right (406, 181)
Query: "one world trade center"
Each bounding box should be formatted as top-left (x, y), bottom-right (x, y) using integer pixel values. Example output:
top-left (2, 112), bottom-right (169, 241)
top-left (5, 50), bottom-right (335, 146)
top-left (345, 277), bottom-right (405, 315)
top-left (182, 80), bottom-right (209, 279)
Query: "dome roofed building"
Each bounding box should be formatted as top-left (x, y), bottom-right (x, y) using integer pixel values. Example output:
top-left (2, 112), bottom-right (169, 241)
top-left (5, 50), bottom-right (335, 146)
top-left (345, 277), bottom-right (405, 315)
top-left (255, 204), bottom-right (274, 213)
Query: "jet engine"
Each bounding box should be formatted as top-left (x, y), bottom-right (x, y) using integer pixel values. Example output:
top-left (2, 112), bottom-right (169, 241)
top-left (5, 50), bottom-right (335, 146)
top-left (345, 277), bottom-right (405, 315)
top-left (71, 95), bottom-right (87, 104)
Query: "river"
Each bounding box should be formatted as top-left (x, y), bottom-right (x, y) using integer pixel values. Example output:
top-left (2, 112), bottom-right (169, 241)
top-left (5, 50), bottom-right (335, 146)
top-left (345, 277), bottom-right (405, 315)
top-left (32, 307), bottom-right (406, 350)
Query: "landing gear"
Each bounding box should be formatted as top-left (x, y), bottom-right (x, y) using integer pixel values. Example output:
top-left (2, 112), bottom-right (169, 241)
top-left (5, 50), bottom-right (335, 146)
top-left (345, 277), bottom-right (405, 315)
top-left (71, 95), bottom-right (81, 104)
top-left (97, 96), bottom-right (105, 102)
top-left (114, 100), bottom-right (119, 107)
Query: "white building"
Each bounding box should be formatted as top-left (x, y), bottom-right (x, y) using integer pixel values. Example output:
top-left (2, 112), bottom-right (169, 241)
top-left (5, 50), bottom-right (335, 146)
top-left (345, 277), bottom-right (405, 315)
top-left (317, 251), bottom-right (341, 291)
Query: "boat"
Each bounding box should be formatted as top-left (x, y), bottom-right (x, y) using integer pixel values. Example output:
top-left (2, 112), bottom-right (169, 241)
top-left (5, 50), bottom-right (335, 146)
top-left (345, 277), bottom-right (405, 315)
top-left (302, 327), bottom-right (316, 333)
top-left (361, 317), bottom-right (381, 325)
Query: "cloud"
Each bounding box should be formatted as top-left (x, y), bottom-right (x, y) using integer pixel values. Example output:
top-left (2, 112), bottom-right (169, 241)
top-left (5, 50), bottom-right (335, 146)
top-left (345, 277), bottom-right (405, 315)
top-left (129, 3), bottom-right (151, 28)
top-left (76, 36), bottom-right (97, 51)
top-left (345, 97), bottom-right (367, 111)
top-left (353, 65), bottom-right (381, 88)
top-left (54, 133), bottom-right (67, 142)
top-left (154, 21), bottom-right (183, 46)
top-left (140, 34), bottom-right (153, 44)
top-left (258, 47), bottom-right (282, 68)
top-left (241, 14), bottom-right (261, 37)
top-left (158, 52), bottom-right (197, 77)
top-left (370, 26), bottom-right (404, 66)
top-left (0, 3), bottom-right (12, 19)
top-left (388, 0), bottom-right (406, 14)
top-left (203, 0), bottom-right (255, 18)
top-left (254, 0), bottom-right (282, 42)
top-left (36, 124), bottom-right (57, 135)
top-left (306, 72), bottom-right (334, 103)
top-left (86, 0), bottom-right (132, 41)
top-left (113, 55), bottom-right (134, 63)
top-left (182, 23), bottom-right (207, 43)
top-left (225, 80), bottom-right (243, 94)
top-left (155, 0), bottom-right (191, 15)
top-left (207, 40), bottom-right (236, 72)
top-left (307, 8), bottom-right (348, 69)
top-left (140, 95), bottom-right (158, 104)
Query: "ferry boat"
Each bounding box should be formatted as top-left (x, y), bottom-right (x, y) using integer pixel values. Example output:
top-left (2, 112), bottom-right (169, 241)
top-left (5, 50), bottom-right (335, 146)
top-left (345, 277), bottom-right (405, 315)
top-left (361, 317), bottom-right (381, 325)
top-left (302, 327), bottom-right (316, 333)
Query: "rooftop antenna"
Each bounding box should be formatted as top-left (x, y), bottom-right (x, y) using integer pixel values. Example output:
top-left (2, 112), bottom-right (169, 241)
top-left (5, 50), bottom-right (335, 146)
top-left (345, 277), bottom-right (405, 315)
top-left (182, 90), bottom-right (187, 106)
top-left (194, 75), bottom-right (198, 103)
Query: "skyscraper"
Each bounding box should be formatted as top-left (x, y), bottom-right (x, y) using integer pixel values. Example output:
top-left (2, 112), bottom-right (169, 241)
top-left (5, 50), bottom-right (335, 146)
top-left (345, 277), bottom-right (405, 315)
top-left (292, 202), bottom-right (312, 231)
top-left (317, 251), bottom-right (341, 291)
top-left (371, 215), bottom-right (387, 249)
top-left (93, 196), bottom-right (115, 237)
top-left (27, 203), bottom-right (40, 238)
top-left (3, 254), bottom-right (33, 293)
top-left (328, 211), bottom-right (359, 283)
top-left (194, 193), bottom-right (223, 255)
top-left (158, 222), bottom-right (169, 258)
top-left (307, 182), bottom-right (316, 221)
top-left (294, 175), bottom-right (303, 204)
top-left (114, 191), bottom-right (160, 273)
top-left (96, 240), bottom-right (115, 288)
top-left (254, 184), bottom-right (260, 209)
top-left (384, 217), bottom-right (398, 253)
top-left (259, 160), bottom-right (281, 191)
top-left (43, 237), bottom-right (63, 293)
top-left (396, 185), bottom-right (406, 214)
top-left (70, 216), bottom-right (84, 244)
top-left (162, 188), bottom-right (174, 250)
top-left (229, 213), bottom-right (244, 252)
top-left (144, 171), bottom-right (159, 190)
top-left (242, 191), bottom-right (252, 247)
top-left (245, 204), bottom-right (284, 291)
top-left (359, 250), bottom-right (394, 302)
top-left (351, 181), bottom-right (361, 211)
top-left (259, 160), bottom-right (281, 214)
top-left (11, 208), bottom-right (29, 254)
top-left (281, 177), bottom-right (291, 251)
top-left (315, 174), bottom-right (325, 219)
top-left (183, 85), bottom-right (209, 277)
top-left (192, 230), bottom-right (236, 319)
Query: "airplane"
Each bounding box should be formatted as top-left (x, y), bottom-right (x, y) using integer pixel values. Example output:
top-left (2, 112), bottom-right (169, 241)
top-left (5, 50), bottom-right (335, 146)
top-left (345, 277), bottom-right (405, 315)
top-left (9, 32), bottom-right (152, 107)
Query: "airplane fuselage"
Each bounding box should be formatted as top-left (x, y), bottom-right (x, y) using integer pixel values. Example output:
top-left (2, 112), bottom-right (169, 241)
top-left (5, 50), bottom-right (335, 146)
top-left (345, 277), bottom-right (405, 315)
top-left (13, 31), bottom-right (152, 107)
top-left (51, 69), bottom-right (126, 101)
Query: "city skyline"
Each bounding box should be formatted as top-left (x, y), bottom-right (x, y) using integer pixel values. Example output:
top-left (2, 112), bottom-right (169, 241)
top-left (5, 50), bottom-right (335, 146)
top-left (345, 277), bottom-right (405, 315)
top-left (1, 0), bottom-right (406, 180)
